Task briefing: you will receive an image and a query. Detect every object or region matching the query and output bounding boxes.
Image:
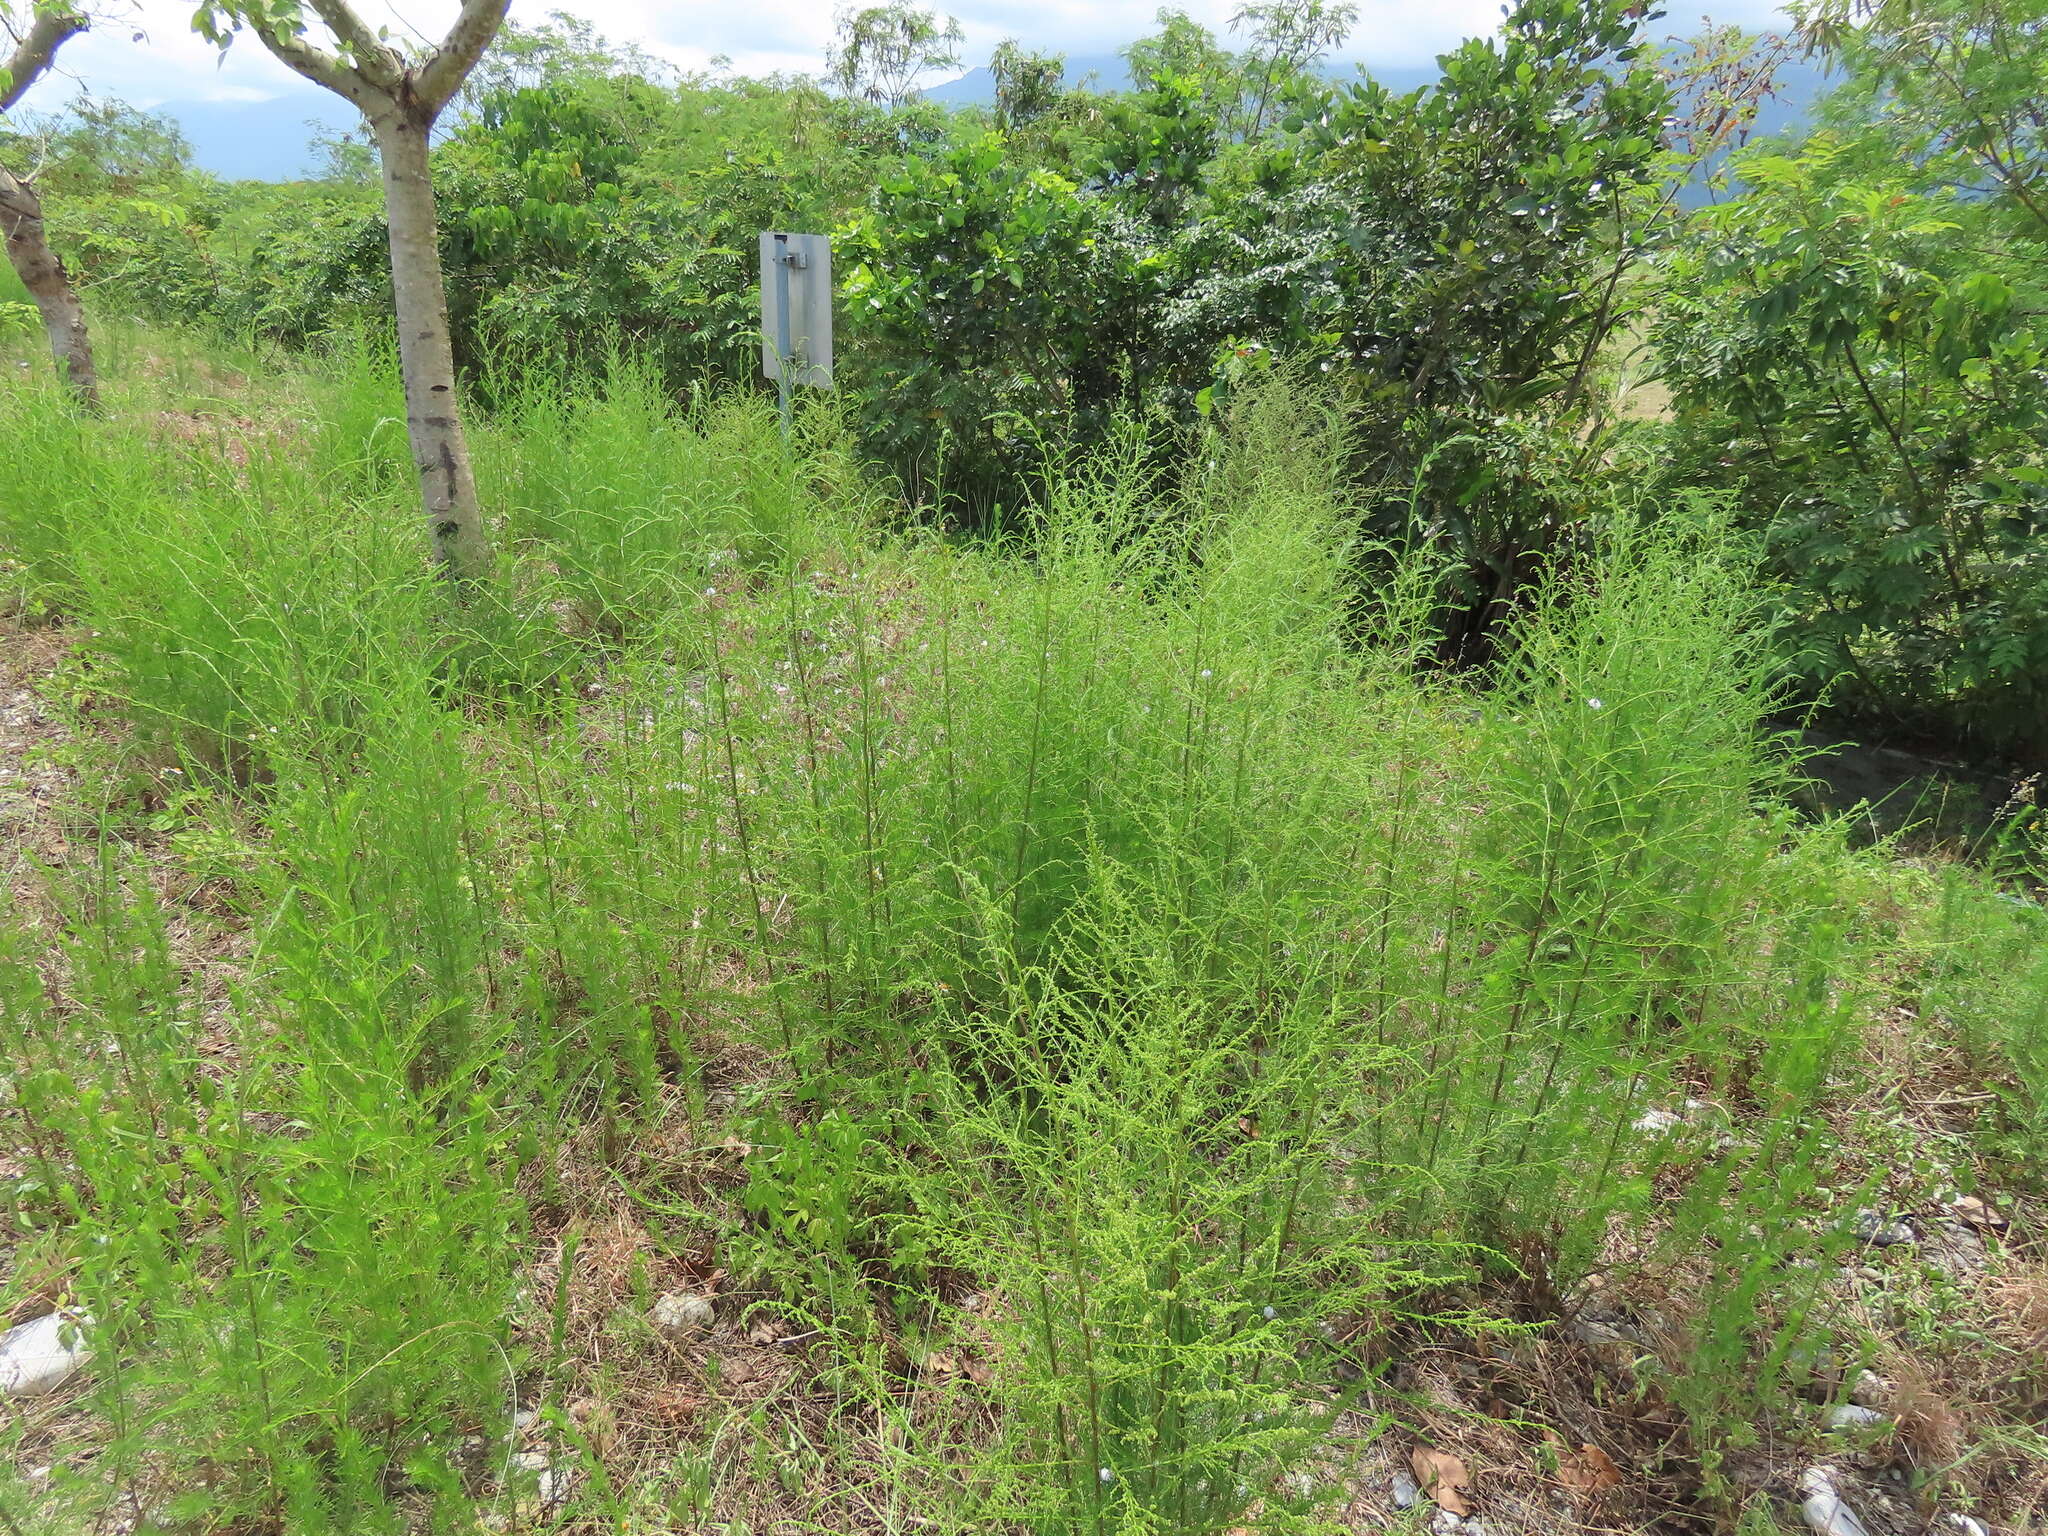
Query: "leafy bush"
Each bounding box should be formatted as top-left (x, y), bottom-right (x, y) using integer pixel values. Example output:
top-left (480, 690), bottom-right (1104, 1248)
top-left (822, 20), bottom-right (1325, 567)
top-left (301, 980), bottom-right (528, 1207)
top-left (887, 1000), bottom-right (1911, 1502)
top-left (839, 131), bottom-right (1147, 517)
top-left (1658, 133), bottom-right (2048, 753)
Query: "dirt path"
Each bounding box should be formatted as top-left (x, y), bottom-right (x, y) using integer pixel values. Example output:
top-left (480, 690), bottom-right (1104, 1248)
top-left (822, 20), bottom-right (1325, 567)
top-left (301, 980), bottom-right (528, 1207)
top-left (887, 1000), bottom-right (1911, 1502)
top-left (0, 617), bottom-right (79, 890)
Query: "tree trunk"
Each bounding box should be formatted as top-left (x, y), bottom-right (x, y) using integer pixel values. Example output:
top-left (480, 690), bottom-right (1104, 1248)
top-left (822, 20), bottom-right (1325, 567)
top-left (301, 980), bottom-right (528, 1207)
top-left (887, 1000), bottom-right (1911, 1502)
top-left (0, 161), bottom-right (100, 412)
top-left (372, 111), bottom-right (491, 583)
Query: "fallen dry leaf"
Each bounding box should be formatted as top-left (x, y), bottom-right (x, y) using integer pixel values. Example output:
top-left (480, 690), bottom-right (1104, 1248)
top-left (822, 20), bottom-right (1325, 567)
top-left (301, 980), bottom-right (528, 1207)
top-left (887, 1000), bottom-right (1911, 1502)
top-left (1950, 1194), bottom-right (2008, 1230)
top-left (568, 1396), bottom-right (618, 1457)
top-left (1557, 1442), bottom-right (1623, 1493)
top-left (1411, 1444), bottom-right (1472, 1516)
top-left (648, 1388), bottom-right (703, 1427)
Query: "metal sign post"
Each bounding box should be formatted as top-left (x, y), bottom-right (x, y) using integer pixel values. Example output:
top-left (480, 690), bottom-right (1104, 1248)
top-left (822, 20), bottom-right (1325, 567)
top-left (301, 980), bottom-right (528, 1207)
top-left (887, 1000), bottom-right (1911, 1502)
top-left (760, 232), bottom-right (833, 441)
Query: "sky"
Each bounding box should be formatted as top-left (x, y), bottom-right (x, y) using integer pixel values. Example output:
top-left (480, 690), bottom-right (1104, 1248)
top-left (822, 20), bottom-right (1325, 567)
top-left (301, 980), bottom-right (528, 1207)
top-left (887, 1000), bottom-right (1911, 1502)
top-left (12, 0), bottom-right (1795, 174)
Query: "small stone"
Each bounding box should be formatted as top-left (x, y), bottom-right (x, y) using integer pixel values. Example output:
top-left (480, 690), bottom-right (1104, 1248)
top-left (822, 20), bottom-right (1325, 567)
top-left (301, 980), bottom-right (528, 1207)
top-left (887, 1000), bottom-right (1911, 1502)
top-left (1822, 1403), bottom-right (1888, 1431)
top-left (511, 1450), bottom-right (572, 1517)
top-left (1926, 1221), bottom-right (1989, 1279)
top-left (1798, 1468), bottom-right (1871, 1536)
top-left (0, 1310), bottom-right (92, 1397)
top-left (1632, 1107), bottom-right (1684, 1133)
top-left (1938, 1516), bottom-right (1989, 1536)
top-left (1392, 1469), bottom-right (1421, 1509)
top-left (1281, 1469), bottom-right (1317, 1498)
top-left (650, 1291), bottom-right (715, 1339)
top-left (1846, 1371), bottom-right (1893, 1409)
top-left (1789, 1343), bottom-right (1841, 1379)
top-left (1430, 1510), bottom-right (1465, 1536)
top-left (1567, 1314), bottom-right (1644, 1348)
top-left (1852, 1209), bottom-right (1915, 1247)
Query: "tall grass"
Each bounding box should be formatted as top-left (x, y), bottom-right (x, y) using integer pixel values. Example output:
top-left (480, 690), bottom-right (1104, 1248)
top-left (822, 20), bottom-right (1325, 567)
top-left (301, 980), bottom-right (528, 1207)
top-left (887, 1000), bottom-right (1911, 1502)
top-left (1, 332), bottom-right (2041, 1531)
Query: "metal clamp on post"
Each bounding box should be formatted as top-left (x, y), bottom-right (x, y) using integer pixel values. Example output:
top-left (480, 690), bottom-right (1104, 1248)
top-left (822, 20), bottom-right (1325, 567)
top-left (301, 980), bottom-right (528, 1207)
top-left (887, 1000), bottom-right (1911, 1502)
top-left (760, 232), bottom-right (834, 441)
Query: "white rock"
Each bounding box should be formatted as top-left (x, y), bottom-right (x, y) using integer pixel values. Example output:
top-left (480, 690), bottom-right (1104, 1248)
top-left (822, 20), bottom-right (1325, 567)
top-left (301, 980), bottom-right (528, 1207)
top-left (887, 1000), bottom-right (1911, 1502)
top-left (1799, 1467), bottom-right (1871, 1536)
top-left (1391, 1469), bottom-right (1421, 1509)
top-left (511, 1450), bottom-right (572, 1516)
top-left (1568, 1314), bottom-right (1644, 1348)
top-left (1852, 1209), bottom-right (1916, 1247)
top-left (1430, 1510), bottom-right (1465, 1536)
top-left (1822, 1404), bottom-right (1889, 1431)
top-left (1633, 1107), bottom-right (1685, 1133)
top-left (1938, 1516), bottom-right (1989, 1536)
top-left (0, 1310), bottom-right (92, 1397)
top-left (650, 1291), bottom-right (715, 1338)
top-left (1847, 1371), bottom-right (1894, 1409)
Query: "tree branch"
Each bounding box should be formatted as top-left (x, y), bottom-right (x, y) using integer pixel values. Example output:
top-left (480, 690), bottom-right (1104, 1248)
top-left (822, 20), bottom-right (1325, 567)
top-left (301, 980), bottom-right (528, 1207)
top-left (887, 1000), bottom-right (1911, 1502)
top-left (245, 9), bottom-right (388, 113)
top-left (1, 4), bottom-right (86, 115)
top-left (303, 0), bottom-right (400, 91)
top-left (0, 154), bottom-right (38, 218)
top-left (415, 0), bottom-right (510, 115)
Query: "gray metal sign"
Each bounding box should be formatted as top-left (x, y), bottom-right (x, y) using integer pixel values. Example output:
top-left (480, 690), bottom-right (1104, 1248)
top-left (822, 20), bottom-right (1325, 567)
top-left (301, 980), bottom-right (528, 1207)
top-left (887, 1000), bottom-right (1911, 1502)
top-left (760, 231), bottom-right (833, 389)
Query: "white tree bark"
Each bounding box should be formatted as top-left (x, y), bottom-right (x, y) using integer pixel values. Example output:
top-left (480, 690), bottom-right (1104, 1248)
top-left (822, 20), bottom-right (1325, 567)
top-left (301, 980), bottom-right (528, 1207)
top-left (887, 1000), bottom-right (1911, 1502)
top-left (0, 160), bottom-right (97, 409)
top-left (2, 5), bottom-right (99, 410)
top-left (372, 108), bottom-right (489, 579)
top-left (232, 0), bottom-right (509, 583)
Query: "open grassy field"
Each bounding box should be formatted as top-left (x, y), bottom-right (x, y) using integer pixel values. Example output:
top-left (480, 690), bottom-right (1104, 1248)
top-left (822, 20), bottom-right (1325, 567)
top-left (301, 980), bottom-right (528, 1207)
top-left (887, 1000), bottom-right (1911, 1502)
top-left (0, 329), bottom-right (2044, 1536)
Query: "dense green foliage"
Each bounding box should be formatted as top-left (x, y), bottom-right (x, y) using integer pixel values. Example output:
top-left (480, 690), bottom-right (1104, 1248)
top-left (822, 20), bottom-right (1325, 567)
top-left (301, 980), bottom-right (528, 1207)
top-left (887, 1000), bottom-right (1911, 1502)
top-left (1657, 0), bottom-right (2048, 755)
top-left (34, 0), bottom-right (2047, 758)
top-left (25, 0), bottom-right (2048, 758)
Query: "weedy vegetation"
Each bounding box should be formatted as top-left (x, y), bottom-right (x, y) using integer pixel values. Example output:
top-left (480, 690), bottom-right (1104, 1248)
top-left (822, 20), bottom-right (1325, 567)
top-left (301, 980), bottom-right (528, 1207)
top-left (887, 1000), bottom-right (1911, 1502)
top-left (0, 327), bottom-right (2044, 1536)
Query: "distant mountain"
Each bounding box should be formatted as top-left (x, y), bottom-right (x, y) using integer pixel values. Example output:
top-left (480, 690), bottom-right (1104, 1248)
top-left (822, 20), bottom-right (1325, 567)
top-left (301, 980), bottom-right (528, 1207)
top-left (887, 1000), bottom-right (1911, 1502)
top-left (1745, 53), bottom-right (1836, 145)
top-left (924, 46), bottom-right (1836, 211)
top-left (924, 55), bottom-right (1446, 107)
top-left (174, 95), bottom-right (361, 182)
top-left (923, 53), bottom-right (1123, 104)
